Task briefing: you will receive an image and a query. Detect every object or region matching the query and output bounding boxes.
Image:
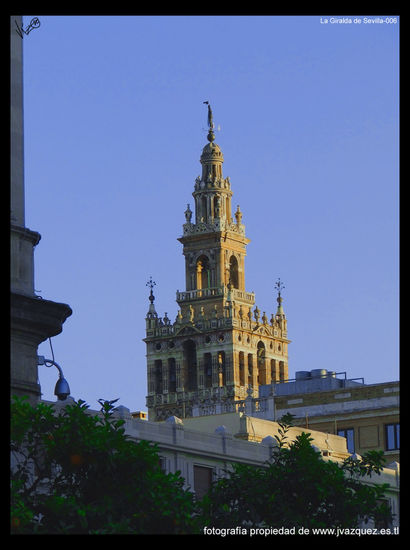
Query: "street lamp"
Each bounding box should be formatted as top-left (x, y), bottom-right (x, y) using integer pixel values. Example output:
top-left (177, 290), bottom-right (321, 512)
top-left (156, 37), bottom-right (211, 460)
top-left (37, 355), bottom-right (71, 400)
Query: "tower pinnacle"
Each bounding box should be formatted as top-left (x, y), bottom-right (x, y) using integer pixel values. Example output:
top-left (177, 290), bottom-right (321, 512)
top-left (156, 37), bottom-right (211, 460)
top-left (275, 278), bottom-right (285, 315)
top-left (146, 276), bottom-right (157, 317)
top-left (203, 100), bottom-right (215, 142)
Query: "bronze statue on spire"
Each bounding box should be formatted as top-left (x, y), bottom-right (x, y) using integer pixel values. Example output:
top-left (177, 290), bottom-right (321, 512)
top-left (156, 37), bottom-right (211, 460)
top-left (203, 101), bottom-right (214, 129)
top-left (203, 101), bottom-right (216, 142)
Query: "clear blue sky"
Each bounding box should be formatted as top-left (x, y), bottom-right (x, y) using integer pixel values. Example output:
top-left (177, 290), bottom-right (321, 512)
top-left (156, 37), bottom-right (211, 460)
top-left (22, 15), bottom-right (399, 412)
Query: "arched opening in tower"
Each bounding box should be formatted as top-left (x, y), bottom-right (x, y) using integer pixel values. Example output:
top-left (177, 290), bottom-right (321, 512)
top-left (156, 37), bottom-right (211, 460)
top-left (183, 339), bottom-right (197, 391)
top-left (257, 340), bottom-right (266, 384)
top-left (196, 255), bottom-right (210, 290)
top-left (229, 255), bottom-right (239, 289)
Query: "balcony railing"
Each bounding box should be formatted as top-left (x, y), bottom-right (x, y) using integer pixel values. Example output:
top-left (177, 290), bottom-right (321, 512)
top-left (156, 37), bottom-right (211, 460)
top-left (176, 286), bottom-right (255, 304)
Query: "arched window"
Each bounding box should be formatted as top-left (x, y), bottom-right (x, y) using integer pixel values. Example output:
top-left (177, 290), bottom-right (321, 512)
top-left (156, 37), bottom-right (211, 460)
top-left (218, 351), bottom-right (226, 387)
top-left (154, 360), bottom-right (163, 394)
top-left (196, 255), bottom-right (210, 290)
top-left (168, 358), bottom-right (176, 393)
top-left (201, 196), bottom-right (207, 222)
top-left (204, 352), bottom-right (212, 388)
top-left (229, 255), bottom-right (239, 289)
top-left (212, 195), bottom-right (221, 219)
top-left (271, 359), bottom-right (277, 383)
top-left (239, 351), bottom-right (245, 386)
top-left (279, 361), bottom-right (285, 382)
top-left (257, 341), bottom-right (266, 384)
top-left (226, 197), bottom-right (231, 222)
top-left (247, 354), bottom-right (253, 386)
top-left (183, 339), bottom-right (197, 391)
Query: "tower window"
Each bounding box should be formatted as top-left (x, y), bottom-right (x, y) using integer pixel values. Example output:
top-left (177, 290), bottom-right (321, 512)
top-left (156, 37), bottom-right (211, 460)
top-left (279, 361), bottom-right (285, 382)
top-left (239, 351), bottom-right (245, 386)
top-left (201, 196), bottom-right (207, 222)
top-left (154, 360), bottom-right (163, 394)
top-left (257, 341), bottom-right (266, 384)
top-left (204, 353), bottom-right (212, 388)
top-left (183, 339), bottom-right (197, 391)
top-left (248, 354), bottom-right (253, 386)
top-left (271, 359), bottom-right (277, 382)
top-left (168, 358), bottom-right (176, 393)
top-left (218, 351), bottom-right (226, 386)
top-left (196, 255), bottom-right (210, 290)
top-left (229, 255), bottom-right (239, 289)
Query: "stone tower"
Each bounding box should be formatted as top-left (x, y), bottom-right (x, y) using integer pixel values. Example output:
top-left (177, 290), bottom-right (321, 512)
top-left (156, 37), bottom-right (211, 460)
top-left (144, 105), bottom-right (289, 421)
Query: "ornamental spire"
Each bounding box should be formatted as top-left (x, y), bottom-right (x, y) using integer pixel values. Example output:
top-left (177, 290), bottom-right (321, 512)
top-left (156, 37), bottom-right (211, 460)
top-left (275, 278), bottom-right (285, 315)
top-left (146, 276), bottom-right (157, 317)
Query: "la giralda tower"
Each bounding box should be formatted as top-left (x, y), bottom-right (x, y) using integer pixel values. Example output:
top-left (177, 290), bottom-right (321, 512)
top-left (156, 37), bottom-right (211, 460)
top-left (144, 104), bottom-right (289, 421)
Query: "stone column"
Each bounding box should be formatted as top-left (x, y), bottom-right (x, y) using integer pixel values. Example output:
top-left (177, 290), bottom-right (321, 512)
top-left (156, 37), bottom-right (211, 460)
top-left (10, 17), bottom-right (72, 403)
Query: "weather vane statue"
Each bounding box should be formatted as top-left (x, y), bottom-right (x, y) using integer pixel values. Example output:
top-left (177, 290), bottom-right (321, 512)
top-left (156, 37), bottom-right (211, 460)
top-left (203, 101), bottom-right (216, 142)
top-left (146, 276), bottom-right (156, 304)
top-left (275, 278), bottom-right (285, 298)
top-left (203, 100), bottom-right (214, 129)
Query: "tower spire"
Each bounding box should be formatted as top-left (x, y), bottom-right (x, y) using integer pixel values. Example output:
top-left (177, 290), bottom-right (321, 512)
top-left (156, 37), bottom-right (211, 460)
top-left (146, 276), bottom-right (157, 317)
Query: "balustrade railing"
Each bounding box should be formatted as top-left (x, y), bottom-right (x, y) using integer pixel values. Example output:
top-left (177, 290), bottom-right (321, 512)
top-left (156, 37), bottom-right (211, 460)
top-left (176, 286), bottom-right (255, 304)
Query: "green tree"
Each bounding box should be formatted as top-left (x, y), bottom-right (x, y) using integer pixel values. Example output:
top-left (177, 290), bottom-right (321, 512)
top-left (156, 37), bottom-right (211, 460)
top-left (200, 416), bottom-right (393, 530)
top-left (10, 396), bottom-right (198, 534)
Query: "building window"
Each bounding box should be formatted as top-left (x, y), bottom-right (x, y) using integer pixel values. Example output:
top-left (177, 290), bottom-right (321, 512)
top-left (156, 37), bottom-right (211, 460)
top-left (154, 360), bottom-right (163, 394)
top-left (279, 361), bottom-right (285, 382)
top-left (271, 359), bottom-right (277, 382)
top-left (239, 351), bottom-right (245, 386)
top-left (338, 428), bottom-right (355, 454)
top-left (204, 352), bottom-right (212, 388)
top-left (257, 341), bottom-right (266, 384)
top-left (183, 339), bottom-right (197, 391)
top-left (229, 255), bottom-right (239, 289)
top-left (385, 423), bottom-right (400, 451)
top-left (217, 351), bottom-right (226, 386)
top-left (247, 354), bottom-right (253, 386)
top-left (196, 255), bottom-right (210, 290)
top-left (158, 456), bottom-right (167, 473)
top-left (193, 465), bottom-right (213, 499)
top-left (168, 358), bottom-right (176, 393)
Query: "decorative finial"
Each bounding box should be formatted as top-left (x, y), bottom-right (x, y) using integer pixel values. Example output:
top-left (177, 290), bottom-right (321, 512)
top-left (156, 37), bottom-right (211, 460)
top-left (203, 100), bottom-right (215, 142)
top-left (275, 278), bottom-right (285, 298)
top-left (275, 278), bottom-right (285, 314)
top-left (184, 204), bottom-right (192, 223)
top-left (235, 205), bottom-right (242, 225)
top-left (146, 276), bottom-right (156, 303)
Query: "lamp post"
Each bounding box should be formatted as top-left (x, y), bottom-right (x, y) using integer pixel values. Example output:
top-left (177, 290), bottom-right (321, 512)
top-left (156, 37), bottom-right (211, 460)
top-left (37, 355), bottom-right (70, 400)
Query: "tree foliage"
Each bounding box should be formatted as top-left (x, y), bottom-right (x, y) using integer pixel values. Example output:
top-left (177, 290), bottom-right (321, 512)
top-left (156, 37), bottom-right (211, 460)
top-left (11, 400), bottom-right (393, 534)
top-left (10, 396), bottom-right (197, 534)
top-left (200, 416), bottom-right (393, 530)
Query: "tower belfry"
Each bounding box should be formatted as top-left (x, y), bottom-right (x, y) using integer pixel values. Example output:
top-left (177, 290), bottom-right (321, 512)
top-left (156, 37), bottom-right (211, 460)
top-left (144, 105), bottom-right (289, 421)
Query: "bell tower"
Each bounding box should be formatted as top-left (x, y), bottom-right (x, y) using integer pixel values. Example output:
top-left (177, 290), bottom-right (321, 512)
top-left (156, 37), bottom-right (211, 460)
top-left (144, 104), bottom-right (289, 421)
